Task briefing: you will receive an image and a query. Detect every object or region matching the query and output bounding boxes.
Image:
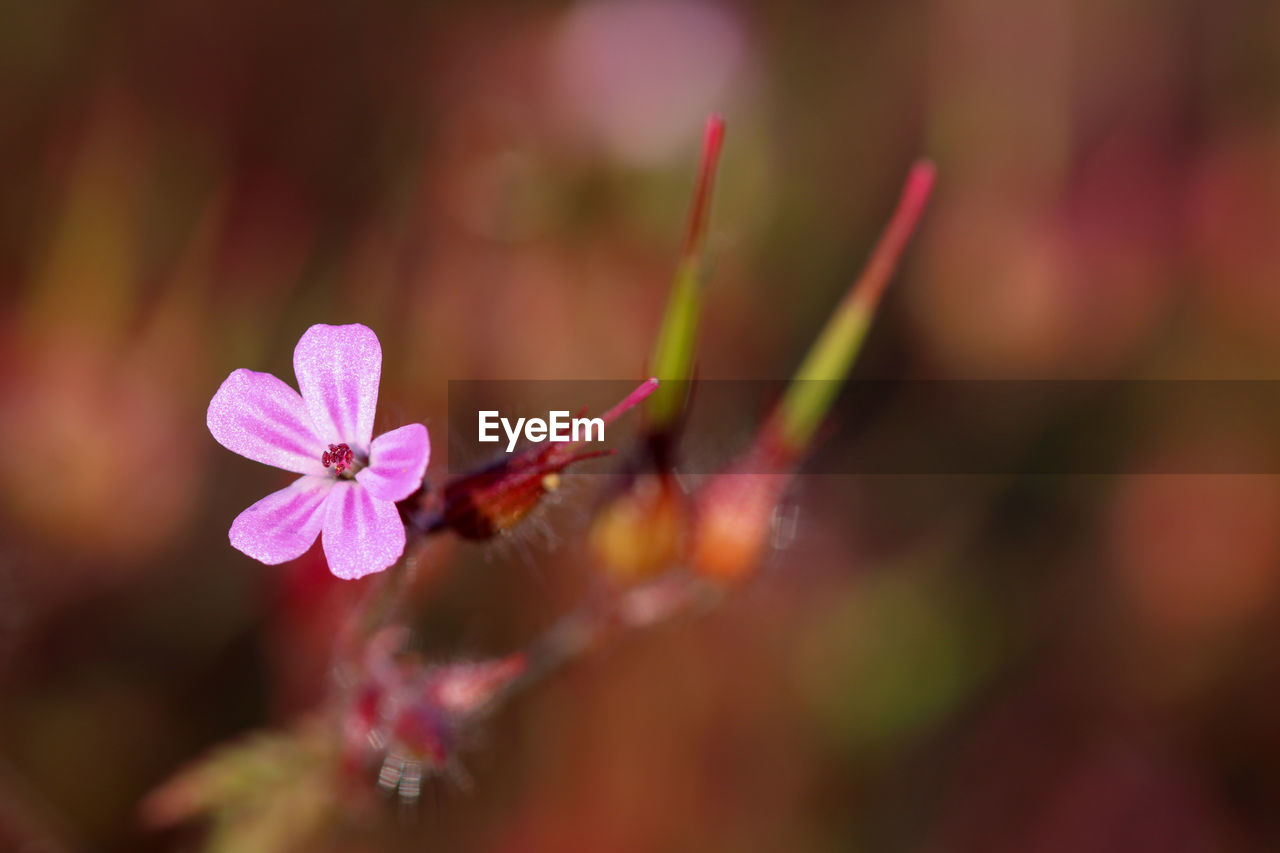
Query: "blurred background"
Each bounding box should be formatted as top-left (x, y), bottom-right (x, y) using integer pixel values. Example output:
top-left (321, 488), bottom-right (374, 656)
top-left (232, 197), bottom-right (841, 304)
top-left (4, 0), bottom-right (1280, 850)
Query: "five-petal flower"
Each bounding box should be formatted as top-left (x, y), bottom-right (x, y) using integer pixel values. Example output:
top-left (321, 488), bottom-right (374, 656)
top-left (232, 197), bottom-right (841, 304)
top-left (207, 324), bottom-right (430, 579)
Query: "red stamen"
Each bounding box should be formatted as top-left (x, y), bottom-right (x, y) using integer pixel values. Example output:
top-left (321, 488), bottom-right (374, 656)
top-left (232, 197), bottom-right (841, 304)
top-left (324, 443), bottom-right (354, 473)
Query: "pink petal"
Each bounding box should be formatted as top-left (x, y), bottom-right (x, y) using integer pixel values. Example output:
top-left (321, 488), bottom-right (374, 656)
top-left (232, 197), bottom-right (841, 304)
top-left (355, 423), bottom-right (431, 502)
top-left (208, 369), bottom-right (326, 474)
top-left (229, 475), bottom-right (332, 564)
top-left (321, 481), bottom-right (406, 580)
top-left (293, 324), bottom-right (381, 451)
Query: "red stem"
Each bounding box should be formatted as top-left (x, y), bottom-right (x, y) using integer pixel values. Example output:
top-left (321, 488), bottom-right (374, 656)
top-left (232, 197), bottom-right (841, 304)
top-left (679, 115), bottom-right (726, 262)
top-left (846, 159), bottom-right (936, 314)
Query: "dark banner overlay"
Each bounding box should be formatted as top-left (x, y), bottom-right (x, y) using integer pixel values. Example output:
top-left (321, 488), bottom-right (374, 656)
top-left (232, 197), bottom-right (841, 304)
top-left (443, 380), bottom-right (1280, 476)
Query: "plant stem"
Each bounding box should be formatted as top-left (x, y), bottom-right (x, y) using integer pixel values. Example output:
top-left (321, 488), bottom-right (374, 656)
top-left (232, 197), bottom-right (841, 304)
top-left (647, 115), bottom-right (726, 429)
top-left (772, 160), bottom-right (936, 453)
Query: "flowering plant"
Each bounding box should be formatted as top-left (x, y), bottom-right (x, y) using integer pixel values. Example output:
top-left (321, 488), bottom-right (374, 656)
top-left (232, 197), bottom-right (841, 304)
top-left (150, 117), bottom-right (934, 848)
top-left (207, 324), bottom-right (431, 579)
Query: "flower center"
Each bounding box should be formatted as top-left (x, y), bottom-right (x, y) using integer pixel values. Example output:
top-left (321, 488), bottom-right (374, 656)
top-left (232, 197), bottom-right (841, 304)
top-left (322, 443), bottom-right (355, 474)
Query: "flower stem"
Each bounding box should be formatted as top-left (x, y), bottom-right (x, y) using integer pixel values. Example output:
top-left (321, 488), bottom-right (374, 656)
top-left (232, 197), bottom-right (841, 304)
top-left (647, 115), bottom-right (726, 429)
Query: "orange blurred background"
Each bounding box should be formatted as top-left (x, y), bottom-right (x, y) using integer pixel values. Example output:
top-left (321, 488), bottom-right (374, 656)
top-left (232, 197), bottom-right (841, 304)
top-left (4, 0), bottom-right (1280, 850)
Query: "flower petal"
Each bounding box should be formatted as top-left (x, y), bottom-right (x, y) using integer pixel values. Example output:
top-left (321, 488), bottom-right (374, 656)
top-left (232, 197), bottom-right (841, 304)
top-left (229, 476), bottom-right (332, 564)
top-left (321, 481), bottom-right (406, 580)
top-left (293, 324), bottom-right (381, 451)
top-left (208, 369), bottom-right (326, 474)
top-left (355, 423), bottom-right (431, 502)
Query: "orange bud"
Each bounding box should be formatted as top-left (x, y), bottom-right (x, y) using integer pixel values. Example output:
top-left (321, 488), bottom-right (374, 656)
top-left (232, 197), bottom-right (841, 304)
top-left (689, 469), bottom-right (790, 583)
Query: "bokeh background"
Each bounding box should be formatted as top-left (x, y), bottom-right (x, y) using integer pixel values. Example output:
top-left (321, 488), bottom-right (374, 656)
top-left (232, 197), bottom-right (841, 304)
top-left (4, 0), bottom-right (1280, 850)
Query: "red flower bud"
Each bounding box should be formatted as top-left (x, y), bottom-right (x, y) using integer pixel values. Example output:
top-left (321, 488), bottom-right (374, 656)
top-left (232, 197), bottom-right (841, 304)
top-left (439, 379), bottom-right (658, 539)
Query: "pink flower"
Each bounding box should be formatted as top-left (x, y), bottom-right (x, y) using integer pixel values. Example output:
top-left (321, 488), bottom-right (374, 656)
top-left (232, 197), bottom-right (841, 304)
top-left (207, 324), bottom-right (430, 580)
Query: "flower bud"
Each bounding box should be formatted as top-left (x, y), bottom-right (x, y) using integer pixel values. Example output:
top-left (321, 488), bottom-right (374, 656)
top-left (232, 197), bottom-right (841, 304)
top-left (339, 627), bottom-right (526, 801)
top-left (689, 470), bottom-right (790, 583)
top-left (439, 379), bottom-right (658, 540)
top-left (689, 434), bottom-right (793, 583)
top-left (440, 445), bottom-right (608, 539)
top-left (589, 473), bottom-right (687, 582)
